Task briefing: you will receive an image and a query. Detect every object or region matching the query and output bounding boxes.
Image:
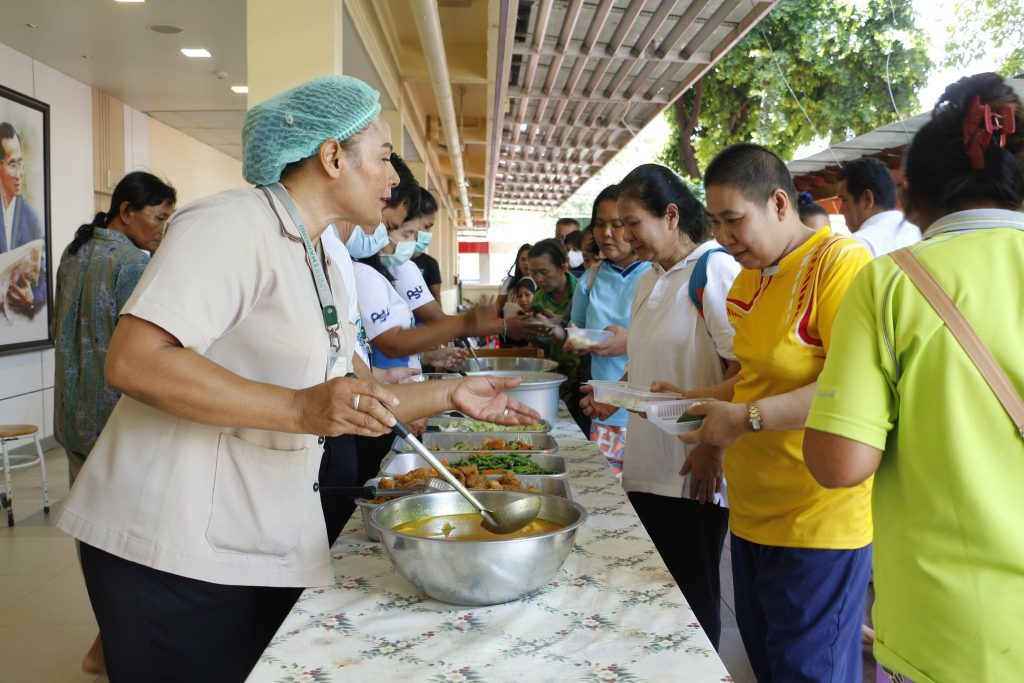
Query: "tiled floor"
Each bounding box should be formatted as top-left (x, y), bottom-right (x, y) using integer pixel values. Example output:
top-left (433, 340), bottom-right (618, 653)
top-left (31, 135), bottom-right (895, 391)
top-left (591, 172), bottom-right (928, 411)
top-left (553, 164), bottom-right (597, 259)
top-left (1, 447), bottom-right (756, 683)
top-left (0, 447), bottom-right (107, 683)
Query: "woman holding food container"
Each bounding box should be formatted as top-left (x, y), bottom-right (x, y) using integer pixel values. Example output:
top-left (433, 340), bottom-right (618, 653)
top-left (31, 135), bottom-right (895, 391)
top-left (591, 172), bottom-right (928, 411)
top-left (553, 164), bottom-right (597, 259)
top-left (582, 164), bottom-right (739, 649)
top-left (56, 75), bottom-right (538, 682)
top-left (564, 184), bottom-right (650, 475)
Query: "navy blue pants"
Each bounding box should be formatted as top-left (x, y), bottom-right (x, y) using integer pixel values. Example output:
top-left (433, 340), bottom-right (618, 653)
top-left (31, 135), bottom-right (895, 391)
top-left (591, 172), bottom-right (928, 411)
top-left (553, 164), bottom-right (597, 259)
top-left (731, 535), bottom-right (871, 683)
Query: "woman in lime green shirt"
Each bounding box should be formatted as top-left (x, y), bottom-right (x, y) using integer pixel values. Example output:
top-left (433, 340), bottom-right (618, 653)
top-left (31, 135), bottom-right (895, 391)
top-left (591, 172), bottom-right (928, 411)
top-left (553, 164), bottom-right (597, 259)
top-left (805, 72), bottom-right (1024, 683)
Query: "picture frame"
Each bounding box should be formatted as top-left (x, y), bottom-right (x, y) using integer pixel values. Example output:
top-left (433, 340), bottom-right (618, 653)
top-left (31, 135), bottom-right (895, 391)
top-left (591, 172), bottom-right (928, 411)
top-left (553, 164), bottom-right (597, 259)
top-left (0, 83), bottom-right (51, 356)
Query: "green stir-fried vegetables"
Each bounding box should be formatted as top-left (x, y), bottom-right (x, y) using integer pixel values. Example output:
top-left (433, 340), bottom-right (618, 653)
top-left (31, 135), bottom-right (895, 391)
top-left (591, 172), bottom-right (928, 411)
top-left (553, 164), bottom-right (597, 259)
top-left (449, 453), bottom-right (557, 475)
top-left (442, 419), bottom-right (547, 433)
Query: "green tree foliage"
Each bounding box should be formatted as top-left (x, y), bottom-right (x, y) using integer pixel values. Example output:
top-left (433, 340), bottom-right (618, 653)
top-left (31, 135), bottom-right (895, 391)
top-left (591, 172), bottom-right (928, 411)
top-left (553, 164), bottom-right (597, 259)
top-left (658, 0), bottom-right (931, 179)
top-left (944, 0), bottom-right (1024, 78)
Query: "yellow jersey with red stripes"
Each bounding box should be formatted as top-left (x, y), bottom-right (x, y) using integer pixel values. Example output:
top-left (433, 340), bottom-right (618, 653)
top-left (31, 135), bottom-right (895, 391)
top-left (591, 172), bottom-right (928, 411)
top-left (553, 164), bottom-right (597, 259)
top-left (724, 227), bottom-right (874, 549)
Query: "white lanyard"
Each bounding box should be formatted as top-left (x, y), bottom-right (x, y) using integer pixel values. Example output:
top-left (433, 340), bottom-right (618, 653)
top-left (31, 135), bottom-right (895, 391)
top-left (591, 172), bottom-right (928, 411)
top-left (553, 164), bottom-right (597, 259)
top-left (262, 184), bottom-right (348, 378)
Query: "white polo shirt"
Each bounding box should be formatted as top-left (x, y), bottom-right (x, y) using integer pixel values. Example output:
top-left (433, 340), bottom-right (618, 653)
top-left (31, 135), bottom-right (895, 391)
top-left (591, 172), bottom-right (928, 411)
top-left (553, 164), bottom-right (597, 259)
top-left (387, 260), bottom-right (435, 310)
top-left (353, 262), bottom-right (422, 371)
top-left (57, 188), bottom-right (356, 588)
top-left (623, 241), bottom-right (739, 505)
top-left (852, 210), bottom-right (921, 257)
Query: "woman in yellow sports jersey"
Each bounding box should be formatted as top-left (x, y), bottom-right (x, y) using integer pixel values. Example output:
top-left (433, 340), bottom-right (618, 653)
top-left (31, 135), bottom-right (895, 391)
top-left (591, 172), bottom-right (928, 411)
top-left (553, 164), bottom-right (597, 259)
top-left (805, 73), bottom-right (1024, 683)
top-left (678, 143), bottom-right (873, 682)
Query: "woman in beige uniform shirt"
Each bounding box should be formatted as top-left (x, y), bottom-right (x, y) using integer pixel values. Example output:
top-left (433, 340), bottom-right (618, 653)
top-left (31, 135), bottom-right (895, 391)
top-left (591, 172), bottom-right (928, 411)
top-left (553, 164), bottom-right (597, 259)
top-left (57, 76), bottom-right (537, 683)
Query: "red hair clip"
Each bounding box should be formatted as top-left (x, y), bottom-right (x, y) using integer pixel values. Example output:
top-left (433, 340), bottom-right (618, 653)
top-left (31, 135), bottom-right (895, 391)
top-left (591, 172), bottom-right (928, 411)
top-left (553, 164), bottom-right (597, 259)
top-left (962, 96), bottom-right (1018, 170)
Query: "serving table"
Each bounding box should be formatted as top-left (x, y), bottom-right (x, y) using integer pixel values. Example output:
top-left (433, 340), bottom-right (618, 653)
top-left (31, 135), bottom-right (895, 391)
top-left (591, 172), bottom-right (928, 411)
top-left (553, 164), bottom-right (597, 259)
top-left (249, 408), bottom-right (731, 682)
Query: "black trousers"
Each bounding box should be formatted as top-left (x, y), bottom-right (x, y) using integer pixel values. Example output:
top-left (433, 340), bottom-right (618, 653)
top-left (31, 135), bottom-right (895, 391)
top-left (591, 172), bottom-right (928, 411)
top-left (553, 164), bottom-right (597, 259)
top-left (319, 435), bottom-right (360, 546)
top-left (565, 354), bottom-right (592, 435)
top-left (353, 433), bottom-right (395, 486)
top-left (79, 543), bottom-right (301, 683)
top-left (318, 433), bottom-right (395, 547)
top-left (628, 492), bottom-right (730, 649)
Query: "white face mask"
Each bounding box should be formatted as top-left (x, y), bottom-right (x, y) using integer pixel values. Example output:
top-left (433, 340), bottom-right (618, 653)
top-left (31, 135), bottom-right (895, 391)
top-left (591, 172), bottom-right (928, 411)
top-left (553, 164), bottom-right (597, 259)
top-left (567, 249), bottom-right (584, 269)
top-left (346, 222), bottom-right (389, 258)
top-left (380, 238), bottom-right (417, 267)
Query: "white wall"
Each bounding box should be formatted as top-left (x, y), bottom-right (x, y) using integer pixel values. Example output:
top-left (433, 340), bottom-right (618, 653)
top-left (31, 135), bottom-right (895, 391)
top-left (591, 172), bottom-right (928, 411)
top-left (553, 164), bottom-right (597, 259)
top-left (0, 40), bottom-right (247, 447)
top-left (142, 117), bottom-right (245, 206)
top-left (0, 43), bottom-right (93, 445)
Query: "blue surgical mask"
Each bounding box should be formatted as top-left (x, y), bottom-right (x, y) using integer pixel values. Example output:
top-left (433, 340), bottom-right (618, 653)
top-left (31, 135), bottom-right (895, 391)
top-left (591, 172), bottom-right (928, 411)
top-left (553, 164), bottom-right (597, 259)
top-left (414, 230), bottom-right (433, 254)
top-left (380, 238), bottom-right (417, 267)
top-left (346, 222), bottom-right (389, 258)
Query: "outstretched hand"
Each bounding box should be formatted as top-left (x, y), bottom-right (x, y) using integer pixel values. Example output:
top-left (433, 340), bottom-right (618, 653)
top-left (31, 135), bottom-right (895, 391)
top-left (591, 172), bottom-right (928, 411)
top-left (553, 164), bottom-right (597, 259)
top-left (579, 383), bottom-right (617, 421)
top-left (451, 376), bottom-right (541, 425)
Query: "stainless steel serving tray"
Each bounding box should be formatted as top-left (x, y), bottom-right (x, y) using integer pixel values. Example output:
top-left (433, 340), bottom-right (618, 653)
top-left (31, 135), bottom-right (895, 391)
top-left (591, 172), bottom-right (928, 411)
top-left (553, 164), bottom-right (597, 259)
top-left (426, 415), bottom-right (554, 434)
top-left (379, 451), bottom-right (569, 479)
top-left (392, 432), bottom-right (559, 454)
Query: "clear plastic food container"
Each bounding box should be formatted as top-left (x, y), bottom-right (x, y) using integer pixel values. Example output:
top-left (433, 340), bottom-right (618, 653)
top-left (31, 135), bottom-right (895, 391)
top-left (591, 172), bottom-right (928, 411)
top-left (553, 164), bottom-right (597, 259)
top-left (640, 399), bottom-right (708, 435)
top-left (588, 380), bottom-right (681, 412)
top-left (565, 327), bottom-right (613, 351)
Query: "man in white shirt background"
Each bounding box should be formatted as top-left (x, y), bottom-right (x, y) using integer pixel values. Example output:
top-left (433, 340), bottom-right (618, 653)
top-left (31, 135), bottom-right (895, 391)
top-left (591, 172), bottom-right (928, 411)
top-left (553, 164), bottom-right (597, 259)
top-left (837, 157), bottom-right (920, 257)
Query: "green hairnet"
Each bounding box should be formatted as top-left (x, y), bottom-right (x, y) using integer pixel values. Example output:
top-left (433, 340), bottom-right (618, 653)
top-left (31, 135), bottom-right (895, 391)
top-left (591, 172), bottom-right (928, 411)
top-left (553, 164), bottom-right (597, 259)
top-left (242, 75), bottom-right (382, 186)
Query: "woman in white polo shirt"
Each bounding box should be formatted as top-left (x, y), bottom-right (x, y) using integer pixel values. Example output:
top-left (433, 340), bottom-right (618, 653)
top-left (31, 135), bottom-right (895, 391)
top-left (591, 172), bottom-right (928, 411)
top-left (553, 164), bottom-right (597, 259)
top-left (57, 76), bottom-right (538, 683)
top-left (582, 164), bottom-right (739, 649)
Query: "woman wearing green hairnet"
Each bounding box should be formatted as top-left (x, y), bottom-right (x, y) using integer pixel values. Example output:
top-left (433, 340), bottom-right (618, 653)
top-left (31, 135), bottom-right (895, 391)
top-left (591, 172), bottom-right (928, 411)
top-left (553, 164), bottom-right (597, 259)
top-left (55, 75), bottom-right (539, 682)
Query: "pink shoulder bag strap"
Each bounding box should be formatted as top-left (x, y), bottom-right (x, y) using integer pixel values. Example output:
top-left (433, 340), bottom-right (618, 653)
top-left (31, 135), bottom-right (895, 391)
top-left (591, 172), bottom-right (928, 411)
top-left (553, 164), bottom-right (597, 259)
top-left (890, 247), bottom-right (1024, 438)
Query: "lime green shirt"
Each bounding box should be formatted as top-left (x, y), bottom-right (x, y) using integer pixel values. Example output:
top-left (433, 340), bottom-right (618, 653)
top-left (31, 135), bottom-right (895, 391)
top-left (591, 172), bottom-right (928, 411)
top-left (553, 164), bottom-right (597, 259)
top-left (807, 209), bottom-right (1024, 683)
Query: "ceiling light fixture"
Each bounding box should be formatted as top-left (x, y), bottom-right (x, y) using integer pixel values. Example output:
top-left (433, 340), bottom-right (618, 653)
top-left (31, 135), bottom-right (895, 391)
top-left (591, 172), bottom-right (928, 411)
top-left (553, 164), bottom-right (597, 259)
top-left (180, 48), bottom-right (211, 58)
top-left (149, 24), bottom-right (183, 34)
top-left (230, 85), bottom-right (248, 94)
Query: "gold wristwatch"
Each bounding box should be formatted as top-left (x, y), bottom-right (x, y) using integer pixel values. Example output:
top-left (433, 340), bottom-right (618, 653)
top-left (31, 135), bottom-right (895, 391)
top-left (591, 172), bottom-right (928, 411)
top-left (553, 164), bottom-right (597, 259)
top-left (746, 402), bottom-right (763, 432)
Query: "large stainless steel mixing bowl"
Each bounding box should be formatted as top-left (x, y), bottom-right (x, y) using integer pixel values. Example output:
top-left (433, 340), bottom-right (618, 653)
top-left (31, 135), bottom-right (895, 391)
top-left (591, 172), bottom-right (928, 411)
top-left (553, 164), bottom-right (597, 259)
top-left (464, 370), bottom-right (566, 425)
top-left (369, 490), bottom-right (587, 605)
top-left (456, 357), bottom-right (558, 373)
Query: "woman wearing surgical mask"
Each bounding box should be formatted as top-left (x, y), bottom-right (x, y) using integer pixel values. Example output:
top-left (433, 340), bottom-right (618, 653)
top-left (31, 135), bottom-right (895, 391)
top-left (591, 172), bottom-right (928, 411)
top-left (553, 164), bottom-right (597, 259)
top-left (388, 184), bottom-right (531, 348)
top-left (410, 187), bottom-right (443, 301)
top-left (353, 217), bottom-right (492, 371)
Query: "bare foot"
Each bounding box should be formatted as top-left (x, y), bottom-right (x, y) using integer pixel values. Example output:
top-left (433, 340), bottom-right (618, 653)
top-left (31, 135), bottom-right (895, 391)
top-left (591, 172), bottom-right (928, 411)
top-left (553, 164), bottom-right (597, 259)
top-left (81, 633), bottom-right (106, 675)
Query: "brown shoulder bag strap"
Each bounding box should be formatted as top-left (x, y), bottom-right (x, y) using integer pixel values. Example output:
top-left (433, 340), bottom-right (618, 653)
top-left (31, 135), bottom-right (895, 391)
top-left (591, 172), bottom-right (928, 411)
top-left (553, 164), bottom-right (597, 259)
top-left (890, 247), bottom-right (1024, 438)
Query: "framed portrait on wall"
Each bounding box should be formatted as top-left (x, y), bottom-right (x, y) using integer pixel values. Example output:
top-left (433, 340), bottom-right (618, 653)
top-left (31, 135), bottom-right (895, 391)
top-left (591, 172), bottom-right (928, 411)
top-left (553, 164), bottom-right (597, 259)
top-left (0, 84), bottom-right (51, 355)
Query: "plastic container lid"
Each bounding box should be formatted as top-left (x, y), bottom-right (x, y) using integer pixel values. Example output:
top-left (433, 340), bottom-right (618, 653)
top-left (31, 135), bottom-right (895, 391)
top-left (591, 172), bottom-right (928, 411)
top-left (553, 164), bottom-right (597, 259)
top-left (565, 327), bottom-right (613, 351)
top-left (587, 380), bottom-right (681, 412)
top-left (641, 399), bottom-right (708, 435)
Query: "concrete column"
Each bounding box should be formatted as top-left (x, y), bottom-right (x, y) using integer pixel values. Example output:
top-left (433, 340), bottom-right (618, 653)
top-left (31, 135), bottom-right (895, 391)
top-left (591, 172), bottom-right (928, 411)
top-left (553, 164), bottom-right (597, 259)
top-left (405, 160), bottom-right (426, 186)
top-left (380, 109), bottom-right (403, 157)
top-left (246, 0), bottom-right (344, 106)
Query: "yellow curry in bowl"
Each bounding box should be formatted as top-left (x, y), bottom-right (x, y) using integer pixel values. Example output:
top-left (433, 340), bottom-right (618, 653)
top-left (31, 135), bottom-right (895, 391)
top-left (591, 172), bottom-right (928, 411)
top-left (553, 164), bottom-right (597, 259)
top-left (392, 513), bottom-right (564, 541)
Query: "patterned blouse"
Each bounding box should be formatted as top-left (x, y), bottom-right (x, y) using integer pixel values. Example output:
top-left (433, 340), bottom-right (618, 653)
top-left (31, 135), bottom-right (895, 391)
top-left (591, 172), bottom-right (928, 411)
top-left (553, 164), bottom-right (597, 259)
top-left (52, 228), bottom-right (149, 457)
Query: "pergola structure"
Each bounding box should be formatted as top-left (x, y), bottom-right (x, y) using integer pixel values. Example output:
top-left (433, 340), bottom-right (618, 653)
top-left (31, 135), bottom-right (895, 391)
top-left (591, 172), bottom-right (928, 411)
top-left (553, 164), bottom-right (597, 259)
top-left (788, 77), bottom-right (1024, 198)
top-left (491, 0), bottom-right (778, 215)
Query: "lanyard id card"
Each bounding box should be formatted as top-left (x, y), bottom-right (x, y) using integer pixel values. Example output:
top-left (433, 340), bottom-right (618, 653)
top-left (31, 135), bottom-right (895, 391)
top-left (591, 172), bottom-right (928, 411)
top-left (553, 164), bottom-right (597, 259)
top-left (262, 184), bottom-right (348, 380)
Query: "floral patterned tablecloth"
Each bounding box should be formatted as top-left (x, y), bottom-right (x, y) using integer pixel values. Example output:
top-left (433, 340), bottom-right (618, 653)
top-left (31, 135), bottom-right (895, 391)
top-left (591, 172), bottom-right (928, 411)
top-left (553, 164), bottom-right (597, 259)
top-left (249, 408), bottom-right (731, 683)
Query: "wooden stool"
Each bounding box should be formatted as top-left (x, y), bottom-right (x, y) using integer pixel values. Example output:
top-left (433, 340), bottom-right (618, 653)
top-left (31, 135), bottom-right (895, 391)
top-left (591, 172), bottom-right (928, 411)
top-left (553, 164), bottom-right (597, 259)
top-left (0, 424), bottom-right (50, 527)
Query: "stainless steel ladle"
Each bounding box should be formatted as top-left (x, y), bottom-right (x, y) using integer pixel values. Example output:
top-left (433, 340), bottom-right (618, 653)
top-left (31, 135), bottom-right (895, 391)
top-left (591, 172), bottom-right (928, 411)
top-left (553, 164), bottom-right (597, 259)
top-left (390, 416), bottom-right (542, 534)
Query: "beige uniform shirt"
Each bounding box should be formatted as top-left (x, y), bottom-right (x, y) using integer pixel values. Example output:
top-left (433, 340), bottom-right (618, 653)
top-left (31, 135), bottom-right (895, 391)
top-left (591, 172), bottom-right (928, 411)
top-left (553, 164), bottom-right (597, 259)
top-left (57, 188), bottom-right (356, 588)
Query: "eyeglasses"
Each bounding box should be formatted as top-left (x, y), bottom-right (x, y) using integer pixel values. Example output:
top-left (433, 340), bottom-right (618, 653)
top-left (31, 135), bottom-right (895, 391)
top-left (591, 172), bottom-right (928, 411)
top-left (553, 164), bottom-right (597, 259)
top-left (2, 159), bottom-right (23, 174)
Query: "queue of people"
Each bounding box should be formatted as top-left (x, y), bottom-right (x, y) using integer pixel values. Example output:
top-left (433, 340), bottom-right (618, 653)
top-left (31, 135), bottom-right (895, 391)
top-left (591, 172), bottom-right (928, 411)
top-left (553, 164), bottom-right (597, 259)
top-left (44, 70), bottom-right (1023, 683)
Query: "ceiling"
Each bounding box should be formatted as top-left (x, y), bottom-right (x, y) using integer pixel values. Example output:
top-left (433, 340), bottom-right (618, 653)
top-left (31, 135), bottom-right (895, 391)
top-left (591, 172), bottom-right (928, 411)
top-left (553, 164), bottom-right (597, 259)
top-left (0, 0), bottom-right (249, 159)
top-left (492, 0), bottom-right (778, 210)
top-left (0, 0), bottom-right (780, 223)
